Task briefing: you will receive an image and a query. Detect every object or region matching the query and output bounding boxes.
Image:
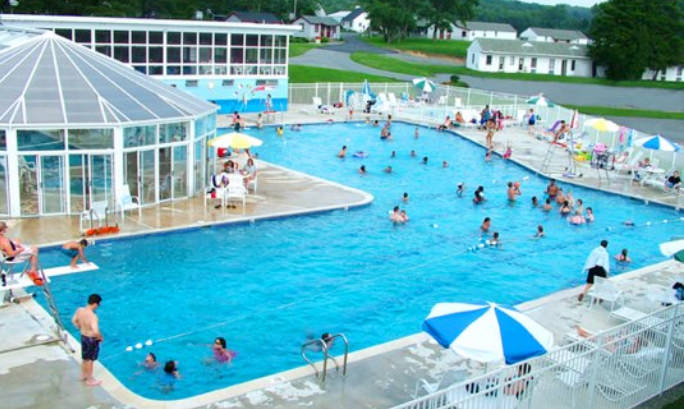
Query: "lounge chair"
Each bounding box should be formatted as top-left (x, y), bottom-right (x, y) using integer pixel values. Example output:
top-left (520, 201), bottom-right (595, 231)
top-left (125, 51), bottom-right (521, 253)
top-left (80, 200), bottom-right (109, 232)
top-left (117, 184), bottom-right (141, 221)
top-left (226, 174), bottom-right (247, 214)
top-left (412, 368), bottom-right (468, 399)
top-left (610, 306), bottom-right (665, 328)
top-left (586, 276), bottom-right (624, 311)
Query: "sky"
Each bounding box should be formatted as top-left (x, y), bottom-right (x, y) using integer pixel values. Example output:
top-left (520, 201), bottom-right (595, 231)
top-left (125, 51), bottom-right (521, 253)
top-left (518, 0), bottom-right (606, 7)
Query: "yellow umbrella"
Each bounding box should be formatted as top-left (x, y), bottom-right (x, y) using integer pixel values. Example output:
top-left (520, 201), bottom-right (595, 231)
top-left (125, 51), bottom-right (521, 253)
top-left (208, 132), bottom-right (263, 150)
top-left (584, 118), bottom-right (619, 133)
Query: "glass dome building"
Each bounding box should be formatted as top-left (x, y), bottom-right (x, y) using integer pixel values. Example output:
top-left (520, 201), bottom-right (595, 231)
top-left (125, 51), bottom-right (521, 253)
top-left (0, 28), bottom-right (217, 217)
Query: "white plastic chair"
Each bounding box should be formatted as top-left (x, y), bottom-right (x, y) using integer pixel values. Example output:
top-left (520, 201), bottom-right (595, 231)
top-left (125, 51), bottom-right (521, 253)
top-left (226, 174), bottom-right (247, 213)
top-left (117, 184), bottom-right (140, 220)
top-left (80, 200), bottom-right (109, 231)
top-left (387, 92), bottom-right (398, 108)
top-left (586, 276), bottom-right (623, 311)
top-left (614, 151), bottom-right (643, 174)
top-left (454, 97), bottom-right (463, 108)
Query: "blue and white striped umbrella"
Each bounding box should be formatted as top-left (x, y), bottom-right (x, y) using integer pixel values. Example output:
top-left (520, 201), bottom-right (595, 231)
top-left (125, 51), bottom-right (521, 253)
top-left (422, 302), bottom-right (554, 364)
top-left (634, 134), bottom-right (680, 152)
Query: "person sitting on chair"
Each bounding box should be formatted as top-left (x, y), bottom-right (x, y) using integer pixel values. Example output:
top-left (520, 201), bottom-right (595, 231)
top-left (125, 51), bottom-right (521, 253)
top-left (552, 120), bottom-right (571, 143)
top-left (0, 221), bottom-right (40, 274)
top-left (665, 170), bottom-right (681, 191)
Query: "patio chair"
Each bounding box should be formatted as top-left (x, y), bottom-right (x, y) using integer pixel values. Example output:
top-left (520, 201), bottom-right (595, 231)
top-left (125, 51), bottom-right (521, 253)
top-left (586, 276), bottom-right (624, 311)
top-left (610, 306), bottom-right (665, 328)
top-left (412, 367), bottom-right (468, 399)
top-left (437, 95), bottom-right (447, 105)
top-left (614, 151), bottom-right (643, 175)
top-left (117, 184), bottom-right (141, 220)
top-left (226, 174), bottom-right (247, 214)
top-left (80, 200), bottom-right (109, 232)
top-left (454, 97), bottom-right (463, 109)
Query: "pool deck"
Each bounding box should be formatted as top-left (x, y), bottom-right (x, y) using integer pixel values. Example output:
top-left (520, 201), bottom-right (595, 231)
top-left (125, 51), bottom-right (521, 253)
top-left (2, 109), bottom-right (683, 409)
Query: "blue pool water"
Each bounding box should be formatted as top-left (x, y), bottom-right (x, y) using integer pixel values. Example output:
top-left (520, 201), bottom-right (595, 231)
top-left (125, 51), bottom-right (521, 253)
top-left (39, 122), bottom-right (681, 399)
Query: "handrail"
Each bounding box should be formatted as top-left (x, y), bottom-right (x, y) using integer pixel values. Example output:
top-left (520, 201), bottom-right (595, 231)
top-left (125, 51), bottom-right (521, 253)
top-left (329, 333), bottom-right (349, 377)
top-left (300, 333), bottom-right (350, 382)
top-left (300, 338), bottom-right (329, 380)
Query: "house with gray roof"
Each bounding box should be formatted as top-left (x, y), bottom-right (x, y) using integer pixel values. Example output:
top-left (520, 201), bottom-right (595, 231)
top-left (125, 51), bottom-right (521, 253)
top-left (426, 21), bottom-right (517, 41)
top-left (341, 7), bottom-right (369, 33)
top-left (467, 38), bottom-right (594, 77)
top-left (226, 11), bottom-right (282, 24)
top-left (520, 27), bottom-right (590, 45)
top-left (293, 15), bottom-right (341, 41)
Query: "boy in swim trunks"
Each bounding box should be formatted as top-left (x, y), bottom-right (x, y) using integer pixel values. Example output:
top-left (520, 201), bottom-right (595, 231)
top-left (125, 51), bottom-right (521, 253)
top-left (72, 293), bottom-right (103, 386)
top-left (62, 239), bottom-right (89, 269)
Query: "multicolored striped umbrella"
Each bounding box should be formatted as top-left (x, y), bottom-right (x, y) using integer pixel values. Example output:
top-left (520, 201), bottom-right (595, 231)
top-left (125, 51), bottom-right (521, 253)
top-left (526, 94), bottom-right (555, 107)
top-left (412, 77), bottom-right (436, 93)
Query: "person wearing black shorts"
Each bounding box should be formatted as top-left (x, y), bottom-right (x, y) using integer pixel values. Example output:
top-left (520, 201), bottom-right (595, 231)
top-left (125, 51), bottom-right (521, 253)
top-left (71, 294), bottom-right (103, 386)
top-left (578, 240), bottom-right (610, 302)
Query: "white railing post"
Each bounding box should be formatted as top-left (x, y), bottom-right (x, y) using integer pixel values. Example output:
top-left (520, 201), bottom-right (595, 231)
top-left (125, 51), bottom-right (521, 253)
top-left (327, 82), bottom-right (331, 106)
top-left (315, 82), bottom-right (319, 98)
top-left (339, 82), bottom-right (343, 106)
top-left (658, 304), bottom-right (678, 393)
top-left (586, 335), bottom-right (603, 408)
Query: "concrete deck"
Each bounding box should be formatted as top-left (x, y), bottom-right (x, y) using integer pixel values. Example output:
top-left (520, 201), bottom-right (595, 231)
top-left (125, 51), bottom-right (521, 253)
top-left (2, 110), bottom-right (682, 409)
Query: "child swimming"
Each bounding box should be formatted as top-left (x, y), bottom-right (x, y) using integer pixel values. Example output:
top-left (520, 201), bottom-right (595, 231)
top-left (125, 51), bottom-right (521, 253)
top-left (615, 249), bottom-right (631, 263)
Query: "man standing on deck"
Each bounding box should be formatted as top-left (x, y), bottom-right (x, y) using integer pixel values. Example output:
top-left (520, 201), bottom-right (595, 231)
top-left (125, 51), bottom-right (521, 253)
top-left (72, 294), bottom-right (103, 386)
top-left (578, 240), bottom-right (610, 302)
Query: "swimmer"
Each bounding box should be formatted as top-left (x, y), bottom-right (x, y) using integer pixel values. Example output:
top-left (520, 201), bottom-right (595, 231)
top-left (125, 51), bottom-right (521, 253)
top-left (384, 165), bottom-right (392, 174)
top-left (276, 126), bottom-right (284, 136)
top-left (410, 150), bottom-right (417, 158)
top-left (402, 192), bottom-right (409, 203)
top-left (337, 145), bottom-right (347, 158)
top-left (442, 160), bottom-right (449, 168)
top-left (615, 249), bottom-right (631, 263)
top-left (457, 183), bottom-right (465, 197)
top-left (566, 191), bottom-right (575, 208)
top-left (555, 189), bottom-right (565, 205)
top-left (531, 196), bottom-right (539, 207)
top-left (623, 220), bottom-right (635, 227)
top-left (542, 198), bottom-right (552, 211)
top-left (569, 210), bottom-right (585, 225)
top-left (481, 217), bottom-right (491, 233)
top-left (380, 125), bottom-right (389, 139)
top-left (575, 199), bottom-right (584, 213)
top-left (365, 116), bottom-right (370, 124)
top-left (414, 127), bottom-right (419, 139)
top-left (535, 225), bottom-right (545, 238)
top-left (373, 120), bottom-right (379, 127)
top-left (507, 182), bottom-right (520, 201)
top-left (391, 150), bottom-right (396, 158)
top-left (143, 352), bottom-right (158, 370)
top-left (473, 186), bottom-right (485, 204)
top-left (422, 156), bottom-right (428, 165)
top-left (212, 337), bottom-right (235, 363)
top-left (560, 201), bottom-right (572, 215)
top-left (390, 206), bottom-right (402, 222)
top-left (359, 165), bottom-right (366, 175)
top-left (586, 207), bottom-right (595, 222)
top-left (161, 360), bottom-right (180, 386)
top-left (400, 210), bottom-right (409, 223)
top-left (488, 232), bottom-right (500, 247)
top-left (546, 179), bottom-right (559, 198)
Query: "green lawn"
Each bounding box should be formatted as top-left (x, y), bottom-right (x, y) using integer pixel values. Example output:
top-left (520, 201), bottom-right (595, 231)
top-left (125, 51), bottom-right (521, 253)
top-left (361, 36), bottom-right (470, 58)
top-left (565, 104), bottom-right (684, 120)
top-left (289, 42), bottom-right (320, 57)
top-left (288, 65), bottom-right (401, 83)
top-left (350, 52), bottom-right (684, 90)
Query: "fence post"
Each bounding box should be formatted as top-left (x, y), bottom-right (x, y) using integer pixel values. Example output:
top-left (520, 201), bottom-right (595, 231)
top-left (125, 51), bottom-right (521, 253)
top-left (658, 304), bottom-right (678, 394)
top-left (586, 335), bottom-right (603, 408)
top-left (315, 82), bottom-right (319, 98)
top-left (327, 82), bottom-right (331, 106)
top-left (513, 95), bottom-right (518, 116)
top-left (339, 83), bottom-right (343, 106)
top-left (467, 88), bottom-right (471, 107)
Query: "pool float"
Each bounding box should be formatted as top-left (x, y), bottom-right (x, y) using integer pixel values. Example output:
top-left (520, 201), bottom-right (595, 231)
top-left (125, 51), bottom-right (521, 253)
top-left (353, 151), bottom-right (368, 158)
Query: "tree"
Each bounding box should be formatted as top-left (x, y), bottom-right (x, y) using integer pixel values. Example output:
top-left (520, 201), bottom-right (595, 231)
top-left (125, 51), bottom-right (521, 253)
top-left (362, 0), bottom-right (425, 42)
top-left (589, 0), bottom-right (683, 81)
top-left (423, 0), bottom-right (478, 40)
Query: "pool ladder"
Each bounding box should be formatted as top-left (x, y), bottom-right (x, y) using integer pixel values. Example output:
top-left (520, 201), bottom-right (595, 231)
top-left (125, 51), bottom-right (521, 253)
top-left (300, 333), bottom-right (349, 383)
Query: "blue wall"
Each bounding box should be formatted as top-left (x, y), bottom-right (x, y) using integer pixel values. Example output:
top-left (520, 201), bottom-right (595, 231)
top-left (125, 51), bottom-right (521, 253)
top-left (164, 78), bottom-right (288, 114)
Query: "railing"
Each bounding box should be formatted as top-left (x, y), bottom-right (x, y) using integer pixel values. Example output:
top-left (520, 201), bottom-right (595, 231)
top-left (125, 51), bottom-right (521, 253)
top-left (390, 302), bottom-right (684, 409)
top-left (300, 333), bottom-right (349, 383)
top-left (288, 82), bottom-right (683, 171)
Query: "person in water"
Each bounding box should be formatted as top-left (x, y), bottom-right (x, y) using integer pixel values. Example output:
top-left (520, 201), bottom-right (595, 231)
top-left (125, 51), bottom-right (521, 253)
top-left (400, 210), bottom-right (409, 223)
top-left (390, 206), bottom-right (402, 223)
top-left (384, 165), bottom-right (392, 173)
top-left (569, 210), bottom-right (585, 225)
top-left (615, 249), bottom-right (631, 263)
top-left (488, 232), bottom-right (500, 246)
top-left (414, 127), bottom-right (419, 139)
top-left (542, 198), bottom-right (552, 211)
top-left (410, 150), bottom-right (417, 158)
top-left (585, 207), bottom-right (595, 222)
top-left (337, 145), bottom-right (347, 158)
top-left (457, 183), bottom-right (465, 197)
top-left (481, 217), bottom-right (491, 233)
top-left (359, 165), bottom-right (366, 175)
top-left (531, 196), bottom-right (539, 207)
top-left (391, 150), bottom-right (396, 158)
top-left (507, 182), bottom-right (521, 201)
top-left (402, 192), bottom-right (409, 203)
top-left (212, 337), bottom-right (236, 363)
top-left (62, 239), bottom-right (89, 269)
top-left (560, 201), bottom-right (572, 215)
top-left (535, 225), bottom-right (545, 238)
top-left (159, 360), bottom-right (180, 391)
top-left (473, 186), bottom-right (485, 204)
top-left (442, 160), bottom-right (449, 168)
top-left (422, 156), bottom-right (428, 165)
top-left (546, 179), bottom-right (559, 198)
top-left (143, 353), bottom-right (158, 370)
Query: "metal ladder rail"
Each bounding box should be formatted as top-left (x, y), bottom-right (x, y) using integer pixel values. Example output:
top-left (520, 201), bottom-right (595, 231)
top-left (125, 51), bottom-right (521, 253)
top-left (36, 262), bottom-right (72, 351)
top-left (300, 333), bottom-right (350, 383)
top-left (328, 333), bottom-right (349, 377)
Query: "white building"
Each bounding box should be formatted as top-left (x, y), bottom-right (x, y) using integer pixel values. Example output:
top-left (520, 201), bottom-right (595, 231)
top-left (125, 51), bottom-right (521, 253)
top-left (292, 16), bottom-right (341, 41)
top-left (467, 38), bottom-right (593, 77)
top-left (642, 66), bottom-right (683, 82)
top-left (341, 7), bottom-right (370, 33)
top-left (520, 27), bottom-right (589, 45)
top-left (426, 21), bottom-right (517, 41)
top-left (0, 14), bottom-right (301, 114)
top-left (328, 11), bottom-right (351, 22)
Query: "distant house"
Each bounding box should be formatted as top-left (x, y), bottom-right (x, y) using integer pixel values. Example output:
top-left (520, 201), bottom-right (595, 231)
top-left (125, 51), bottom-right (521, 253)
top-left (226, 11), bottom-right (282, 24)
top-left (293, 16), bottom-right (341, 41)
top-left (328, 11), bottom-right (351, 22)
top-left (520, 27), bottom-right (589, 45)
top-left (426, 21), bottom-right (517, 41)
top-left (467, 38), bottom-right (593, 77)
top-left (642, 65), bottom-right (683, 82)
top-left (341, 7), bottom-right (370, 33)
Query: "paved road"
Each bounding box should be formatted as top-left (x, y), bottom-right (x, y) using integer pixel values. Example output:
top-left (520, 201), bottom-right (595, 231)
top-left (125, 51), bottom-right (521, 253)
top-left (603, 117), bottom-right (684, 143)
top-left (291, 48), bottom-right (413, 81)
top-left (323, 32), bottom-right (396, 54)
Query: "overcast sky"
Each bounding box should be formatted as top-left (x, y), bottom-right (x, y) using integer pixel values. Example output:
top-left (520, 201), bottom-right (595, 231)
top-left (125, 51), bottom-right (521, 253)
top-left (518, 0), bottom-right (606, 7)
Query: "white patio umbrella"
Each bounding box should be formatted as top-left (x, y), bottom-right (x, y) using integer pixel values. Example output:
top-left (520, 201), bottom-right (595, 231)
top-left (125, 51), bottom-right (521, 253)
top-left (422, 302), bottom-right (554, 365)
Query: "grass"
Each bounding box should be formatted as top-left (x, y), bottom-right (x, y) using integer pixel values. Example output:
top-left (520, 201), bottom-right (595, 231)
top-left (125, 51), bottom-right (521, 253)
top-left (289, 42), bottom-right (321, 58)
top-left (565, 104), bottom-right (684, 120)
top-left (350, 52), bottom-right (684, 90)
top-left (288, 65), bottom-right (401, 83)
top-left (361, 36), bottom-right (470, 58)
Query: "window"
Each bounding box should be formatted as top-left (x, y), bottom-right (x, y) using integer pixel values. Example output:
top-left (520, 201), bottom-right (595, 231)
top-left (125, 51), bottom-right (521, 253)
top-left (246, 34), bottom-right (258, 46)
top-left (124, 126), bottom-right (156, 148)
top-left (199, 47), bottom-right (212, 63)
top-left (215, 33), bottom-right (228, 45)
top-left (571, 60), bottom-right (576, 71)
top-left (159, 122), bottom-right (188, 143)
top-left (183, 32), bottom-right (197, 45)
top-left (95, 30), bottom-right (111, 43)
top-left (132, 31), bottom-right (146, 44)
top-left (149, 31), bottom-right (163, 44)
top-left (462, 31), bottom-right (466, 38)
top-left (215, 47), bottom-right (227, 63)
top-left (185, 80), bottom-right (199, 87)
top-left (167, 47), bottom-right (181, 63)
top-left (256, 79), bottom-right (278, 86)
top-left (149, 66), bottom-right (163, 75)
top-left (74, 29), bottom-right (91, 43)
top-left (132, 47), bottom-right (146, 63)
top-left (471, 53), bottom-right (475, 64)
top-left (549, 58), bottom-right (555, 74)
top-left (68, 129), bottom-right (113, 149)
top-left (114, 30), bottom-right (129, 43)
top-left (221, 79), bottom-right (234, 87)
top-left (0, 130), bottom-right (5, 151)
top-left (149, 47), bottom-right (163, 63)
top-left (183, 47), bottom-right (197, 63)
top-left (531, 57), bottom-right (537, 73)
top-left (486, 55), bottom-right (492, 65)
top-left (95, 45), bottom-right (111, 57)
top-left (518, 58), bottom-right (524, 71)
top-left (17, 130), bottom-right (65, 151)
top-left (55, 28), bottom-right (72, 40)
top-left (167, 32), bottom-right (181, 44)
top-left (199, 32), bottom-right (212, 45)
top-left (114, 46), bottom-right (129, 63)
top-left (134, 66), bottom-right (147, 74)
top-left (231, 34), bottom-right (244, 45)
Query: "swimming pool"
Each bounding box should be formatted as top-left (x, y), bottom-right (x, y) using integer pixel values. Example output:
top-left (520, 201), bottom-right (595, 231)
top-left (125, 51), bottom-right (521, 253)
top-left (39, 122), bottom-right (682, 400)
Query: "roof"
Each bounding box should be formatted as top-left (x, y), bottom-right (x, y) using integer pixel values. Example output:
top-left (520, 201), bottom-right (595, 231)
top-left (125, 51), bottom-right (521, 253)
top-left (342, 8), bottom-right (366, 23)
top-left (296, 15), bottom-right (340, 26)
top-left (0, 30), bottom-right (216, 127)
top-left (329, 11), bottom-right (351, 19)
top-left (227, 11), bottom-right (281, 24)
top-left (455, 21), bottom-right (516, 33)
top-left (0, 25), bottom-right (42, 51)
top-left (523, 27), bottom-right (588, 41)
top-left (472, 38), bottom-right (589, 58)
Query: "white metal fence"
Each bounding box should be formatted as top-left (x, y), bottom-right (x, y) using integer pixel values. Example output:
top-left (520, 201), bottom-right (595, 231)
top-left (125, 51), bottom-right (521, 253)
top-left (389, 303), bottom-right (684, 409)
top-left (289, 82), bottom-right (683, 171)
